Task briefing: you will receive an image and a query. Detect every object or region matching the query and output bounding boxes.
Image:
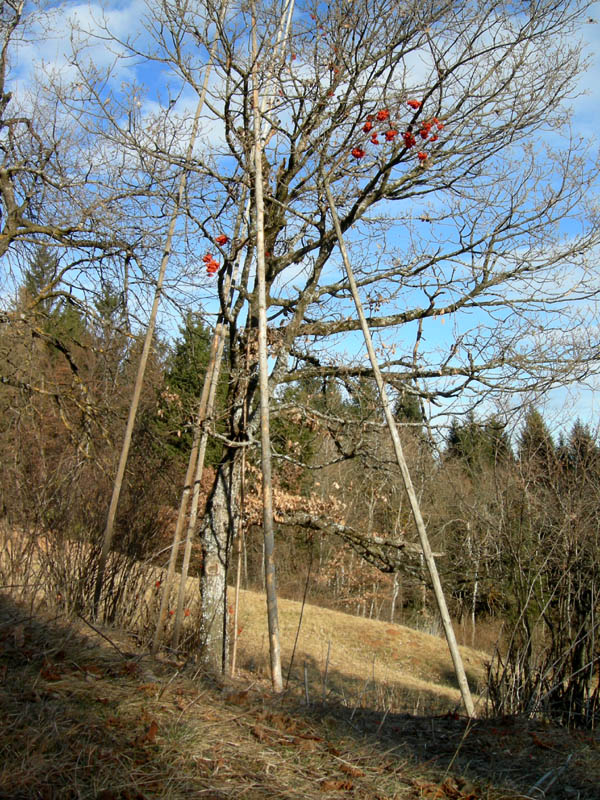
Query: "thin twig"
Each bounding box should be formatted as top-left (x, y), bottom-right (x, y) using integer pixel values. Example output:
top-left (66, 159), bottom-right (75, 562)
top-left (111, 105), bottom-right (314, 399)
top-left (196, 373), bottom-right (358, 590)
top-left (322, 639), bottom-right (331, 701)
top-left (529, 753), bottom-right (573, 796)
top-left (75, 612), bottom-right (130, 659)
top-left (376, 707), bottom-right (390, 736)
top-left (304, 661), bottom-right (310, 706)
top-left (285, 541), bottom-right (313, 689)
top-left (176, 689), bottom-right (210, 723)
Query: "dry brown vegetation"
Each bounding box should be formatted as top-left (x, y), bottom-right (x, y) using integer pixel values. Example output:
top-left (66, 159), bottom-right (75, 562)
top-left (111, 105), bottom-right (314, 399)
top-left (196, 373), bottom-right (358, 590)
top-left (2, 586), bottom-right (600, 800)
top-left (231, 589), bottom-right (486, 715)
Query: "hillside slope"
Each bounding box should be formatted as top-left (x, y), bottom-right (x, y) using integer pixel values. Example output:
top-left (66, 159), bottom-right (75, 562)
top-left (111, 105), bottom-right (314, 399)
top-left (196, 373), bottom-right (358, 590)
top-left (231, 588), bottom-right (486, 714)
top-left (2, 590), bottom-right (599, 799)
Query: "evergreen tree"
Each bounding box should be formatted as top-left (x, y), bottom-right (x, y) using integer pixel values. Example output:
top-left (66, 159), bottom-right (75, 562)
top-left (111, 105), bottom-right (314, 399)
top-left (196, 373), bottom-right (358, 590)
top-left (155, 312), bottom-right (226, 465)
top-left (394, 387), bottom-right (424, 425)
top-left (21, 245), bottom-right (59, 315)
top-left (565, 419), bottom-right (599, 475)
top-left (20, 245), bottom-right (87, 348)
top-left (518, 408), bottom-right (556, 471)
top-left (445, 412), bottom-right (512, 472)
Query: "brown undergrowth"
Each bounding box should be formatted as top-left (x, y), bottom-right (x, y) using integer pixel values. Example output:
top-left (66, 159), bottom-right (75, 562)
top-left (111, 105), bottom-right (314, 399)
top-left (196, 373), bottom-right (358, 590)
top-left (1, 593), bottom-right (599, 800)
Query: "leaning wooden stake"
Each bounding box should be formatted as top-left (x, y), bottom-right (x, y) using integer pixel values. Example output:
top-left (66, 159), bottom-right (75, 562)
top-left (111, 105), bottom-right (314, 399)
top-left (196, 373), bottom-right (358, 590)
top-left (251, 3), bottom-right (283, 693)
top-left (324, 183), bottom-right (475, 718)
top-left (230, 339), bottom-right (250, 676)
top-left (171, 327), bottom-right (226, 649)
top-left (151, 330), bottom-right (221, 654)
top-left (93, 30), bottom-right (222, 620)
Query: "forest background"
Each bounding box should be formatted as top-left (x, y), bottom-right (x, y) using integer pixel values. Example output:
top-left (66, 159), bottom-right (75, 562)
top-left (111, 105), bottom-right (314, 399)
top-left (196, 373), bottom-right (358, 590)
top-left (3, 0), bottom-right (600, 729)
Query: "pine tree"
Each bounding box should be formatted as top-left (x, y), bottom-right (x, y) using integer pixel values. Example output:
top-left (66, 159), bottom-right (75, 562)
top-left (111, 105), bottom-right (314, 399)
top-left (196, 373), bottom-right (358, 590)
top-left (20, 245), bottom-right (87, 349)
top-left (156, 312), bottom-right (226, 465)
top-left (445, 413), bottom-right (512, 472)
top-left (518, 408), bottom-right (556, 475)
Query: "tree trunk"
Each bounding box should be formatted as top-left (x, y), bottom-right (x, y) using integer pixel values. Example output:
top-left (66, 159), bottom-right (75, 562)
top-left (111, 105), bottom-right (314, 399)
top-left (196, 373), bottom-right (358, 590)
top-left (199, 455), bottom-right (240, 671)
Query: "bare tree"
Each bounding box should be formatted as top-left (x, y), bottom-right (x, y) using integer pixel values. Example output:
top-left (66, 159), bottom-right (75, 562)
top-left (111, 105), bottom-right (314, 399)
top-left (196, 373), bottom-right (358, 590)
top-left (177, 0), bottom-right (599, 666)
top-left (6, 0), bottom-right (599, 671)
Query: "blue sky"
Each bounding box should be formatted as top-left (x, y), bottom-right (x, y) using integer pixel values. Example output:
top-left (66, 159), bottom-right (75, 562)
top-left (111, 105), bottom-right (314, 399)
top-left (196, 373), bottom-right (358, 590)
top-left (5, 0), bottom-right (600, 438)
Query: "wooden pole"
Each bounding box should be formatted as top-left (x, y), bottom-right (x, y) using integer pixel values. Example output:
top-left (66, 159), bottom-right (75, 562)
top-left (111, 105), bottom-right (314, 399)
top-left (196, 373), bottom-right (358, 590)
top-left (230, 342), bottom-right (250, 676)
top-left (324, 182), bottom-right (475, 718)
top-left (93, 15), bottom-right (225, 619)
top-left (251, 2), bottom-right (283, 693)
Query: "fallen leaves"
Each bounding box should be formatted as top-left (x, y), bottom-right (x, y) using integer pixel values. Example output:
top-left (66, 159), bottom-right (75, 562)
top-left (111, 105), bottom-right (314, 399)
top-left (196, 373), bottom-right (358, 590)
top-left (251, 724), bottom-right (269, 742)
top-left (40, 660), bottom-right (63, 682)
top-left (412, 777), bottom-right (479, 799)
top-left (134, 719), bottom-right (159, 747)
top-left (339, 762), bottom-right (365, 777)
top-left (320, 779), bottom-right (354, 792)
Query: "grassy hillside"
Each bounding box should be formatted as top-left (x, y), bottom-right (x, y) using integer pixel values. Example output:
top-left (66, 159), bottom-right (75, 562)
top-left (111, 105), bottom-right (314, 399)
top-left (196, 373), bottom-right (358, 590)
top-left (2, 589), bottom-right (599, 799)
top-left (230, 589), bottom-right (487, 715)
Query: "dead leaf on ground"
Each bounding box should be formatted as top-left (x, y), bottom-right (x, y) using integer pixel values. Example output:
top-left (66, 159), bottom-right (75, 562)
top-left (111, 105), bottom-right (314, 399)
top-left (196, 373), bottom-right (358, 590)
top-left (251, 725), bottom-right (270, 742)
top-left (40, 663), bottom-right (63, 681)
top-left (224, 689), bottom-right (250, 705)
top-left (292, 736), bottom-right (317, 752)
top-left (412, 777), bottom-right (478, 799)
top-left (320, 779), bottom-right (354, 791)
top-left (143, 719), bottom-right (159, 744)
top-left (137, 682), bottom-right (159, 695)
top-left (339, 763), bottom-right (365, 777)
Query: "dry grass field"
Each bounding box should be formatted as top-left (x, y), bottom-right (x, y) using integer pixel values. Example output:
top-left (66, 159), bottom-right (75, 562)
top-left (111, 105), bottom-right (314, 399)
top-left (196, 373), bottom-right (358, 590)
top-left (229, 589), bottom-right (487, 716)
top-left (2, 584), bottom-right (600, 799)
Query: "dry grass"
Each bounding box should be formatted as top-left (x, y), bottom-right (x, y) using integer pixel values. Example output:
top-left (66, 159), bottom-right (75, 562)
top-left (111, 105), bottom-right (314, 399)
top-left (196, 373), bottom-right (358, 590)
top-left (2, 590), bottom-right (600, 800)
top-left (2, 526), bottom-right (600, 799)
top-left (231, 589), bottom-right (487, 716)
top-left (0, 523), bottom-right (486, 717)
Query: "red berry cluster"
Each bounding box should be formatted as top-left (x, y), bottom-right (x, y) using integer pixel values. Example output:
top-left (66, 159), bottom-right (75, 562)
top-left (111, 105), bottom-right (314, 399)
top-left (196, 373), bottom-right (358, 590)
top-left (351, 100), bottom-right (444, 165)
top-left (203, 253), bottom-right (219, 275)
top-left (204, 234), bottom-right (229, 277)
